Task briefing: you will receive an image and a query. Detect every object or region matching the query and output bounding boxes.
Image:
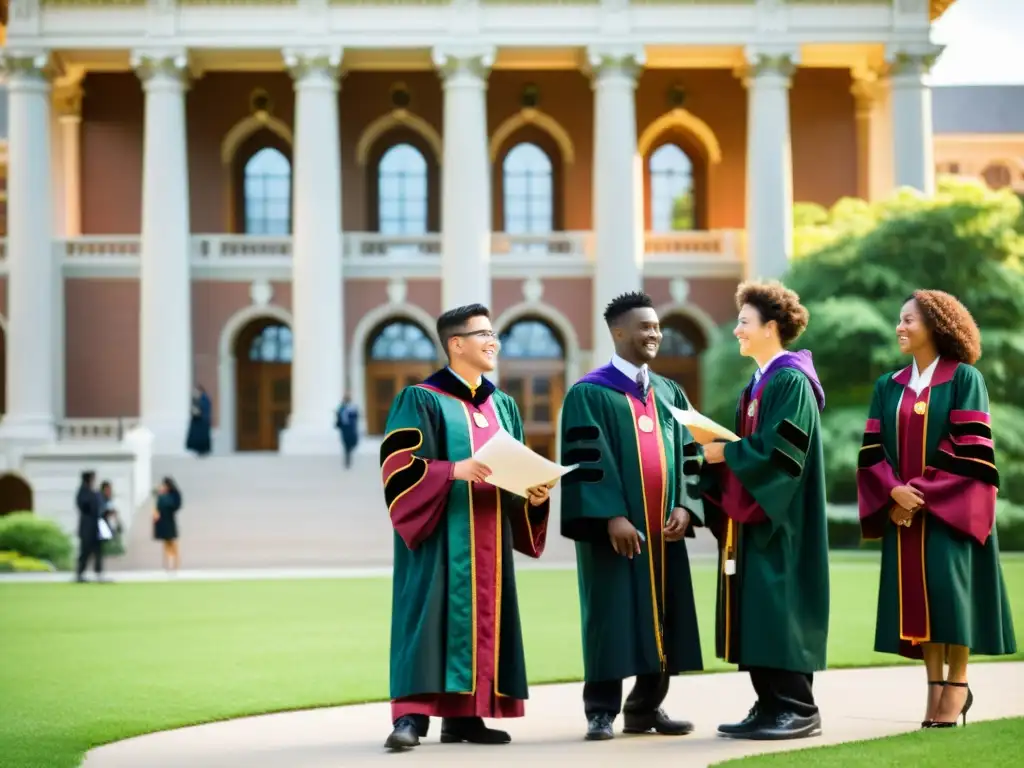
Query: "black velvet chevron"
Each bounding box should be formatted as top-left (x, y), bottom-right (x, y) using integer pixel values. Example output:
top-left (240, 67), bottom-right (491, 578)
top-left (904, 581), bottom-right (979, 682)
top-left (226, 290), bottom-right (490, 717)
top-left (770, 447), bottom-right (802, 478)
top-left (933, 449), bottom-right (1000, 488)
top-left (565, 425), bottom-right (600, 443)
top-left (380, 428), bottom-right (422, 467)
top-left (564, 447), bottom-right (601, 465)
top-left (949, 420), bottom-right (992, 440)
top-left (682, 459), bottom-right (701, 477)
top-left (777, 419), bottom-right (810, 454)
top-left (682, 441), bottom-right (700, 457)
top-left (562, 425), bottom-right (605, 486)
top-left (862, 431), bottom-right (881, 448)
top-left (384, 458), bottom-right (428, 508)
top-left (858, 444), bottom-right (886, 469)
top-left (952, 441), bottom-right (996, 465)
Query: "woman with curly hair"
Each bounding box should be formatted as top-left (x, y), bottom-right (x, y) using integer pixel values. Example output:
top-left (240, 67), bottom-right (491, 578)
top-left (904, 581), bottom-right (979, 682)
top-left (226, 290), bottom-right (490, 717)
top-left (701, 280), bottom-right (830, 741)
top-left (857, 290), bottom-right (1016, 729)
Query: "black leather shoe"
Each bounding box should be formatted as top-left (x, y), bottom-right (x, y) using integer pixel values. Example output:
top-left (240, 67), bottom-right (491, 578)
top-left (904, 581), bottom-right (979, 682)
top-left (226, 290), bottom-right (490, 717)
top-left (738, 711), bottom-right (822, 741)
top-left (623, 707), bottom-right (694, 735)
top-left (585, 712), bottom-right (615, 741)
top-left (717, 704), bottom-right (765, 736)
top-left (439, 717), bottom-right (511, 744)
top-left (384, 716), bottom-right (423, 750)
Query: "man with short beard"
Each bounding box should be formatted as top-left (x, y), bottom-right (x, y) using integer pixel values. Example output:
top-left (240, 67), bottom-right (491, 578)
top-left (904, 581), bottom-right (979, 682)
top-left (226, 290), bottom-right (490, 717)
top-left (560, 291), bottom-right (704, 741)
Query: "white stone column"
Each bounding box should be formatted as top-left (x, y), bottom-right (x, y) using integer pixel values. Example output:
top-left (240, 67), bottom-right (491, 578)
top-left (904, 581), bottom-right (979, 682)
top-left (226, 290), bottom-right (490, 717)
top-left (278, 48), bottom-right (344, 455)
top-left (133, 51), bottom-right (194, 455)
top-left (587, 45), bottom-right (644, 368)
top-left (741, 48), bottom-right (798, 280)
top-left (0, 52), bottom-right (58, 446)
top-left (887, 46), bottom-right (942, 196)
top-left (433, 45), bottom-right (494, 313)
top-left (56, 85), bottom-right (84, 237)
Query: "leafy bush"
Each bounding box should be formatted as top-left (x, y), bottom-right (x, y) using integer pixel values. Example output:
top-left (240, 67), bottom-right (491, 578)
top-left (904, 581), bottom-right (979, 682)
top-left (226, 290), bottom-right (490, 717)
top-left (996, 501), bottom-right (1024, 552)
top-left (0, 513), bottom-right (74, 571)
top-left (0, 550), bottom-right (57, 573)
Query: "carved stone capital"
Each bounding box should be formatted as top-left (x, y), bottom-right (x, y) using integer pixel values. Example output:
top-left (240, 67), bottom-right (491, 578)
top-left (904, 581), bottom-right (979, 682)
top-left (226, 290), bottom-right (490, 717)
top-left (737, 47), bottom-right (799, 86)
top-left (53, 84), bottom-right (84, 121)
top-left (131, 50), bottom-right (190, 87)
top-left (885, 45), bottom-right (944, 78)
top-left (850, 65), bottom-right (882, 107)
top-left (0, 50), bottom-right (53, 84)
top-left (283, 47), bottom-right (344, 85)
top-left (585, 45), bottom-right (645, 83)
top-left (432, 45), bottom-right (495, 84)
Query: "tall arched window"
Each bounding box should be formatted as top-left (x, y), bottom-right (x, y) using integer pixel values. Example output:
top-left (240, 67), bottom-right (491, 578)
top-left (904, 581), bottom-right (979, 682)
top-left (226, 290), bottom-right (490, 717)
top-left (249, 323), bottom-right (293, 363)
top-left (498, 319), bottom-right (564, 359)
top-left (244, 148), bottom-right (292, 235)
top-left (502, 142), bottom-right (553, 234)
top-left (369, 321), bottom-right (436, 361)
top-left (649, 144), bottom-right (694, 232)
top-left (378, 144), bottom-right (428, 235)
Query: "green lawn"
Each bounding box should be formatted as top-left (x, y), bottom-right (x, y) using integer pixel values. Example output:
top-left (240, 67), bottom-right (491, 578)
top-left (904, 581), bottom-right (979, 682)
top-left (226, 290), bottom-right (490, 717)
top-left (716, 716), bottom-right (1024, 767)
top-left (1, 553), bottom-right (1021, 768)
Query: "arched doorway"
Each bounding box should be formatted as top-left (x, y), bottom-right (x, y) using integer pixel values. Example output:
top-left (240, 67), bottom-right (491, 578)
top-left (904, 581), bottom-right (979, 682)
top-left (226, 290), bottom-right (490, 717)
top-left (497, 318), bottom-right (565, 460)
top-left (235, 318), bottom-right (292, 451)
top-left (651, 314), bottom-right (708, 410)
top-left (365, 319), bottom-right (439, 435)
top-left (0, 473), bottom-right (33, 516)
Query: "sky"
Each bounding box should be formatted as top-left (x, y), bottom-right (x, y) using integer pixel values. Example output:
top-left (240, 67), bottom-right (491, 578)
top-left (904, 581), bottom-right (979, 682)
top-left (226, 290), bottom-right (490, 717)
top-left (931, 0), bottom-right (1024, 85)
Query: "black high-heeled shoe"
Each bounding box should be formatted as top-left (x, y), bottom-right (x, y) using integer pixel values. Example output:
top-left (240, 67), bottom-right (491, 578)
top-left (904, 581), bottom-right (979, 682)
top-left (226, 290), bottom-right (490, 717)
top-left (921, 680), bottom-right (946, 728)
top-left (927, 681), bottom-right (973, 728)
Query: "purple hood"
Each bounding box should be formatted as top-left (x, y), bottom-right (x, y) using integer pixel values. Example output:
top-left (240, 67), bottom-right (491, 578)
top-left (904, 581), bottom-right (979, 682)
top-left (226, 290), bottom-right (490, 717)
top-left (751, 349), bottom-right (826, 412)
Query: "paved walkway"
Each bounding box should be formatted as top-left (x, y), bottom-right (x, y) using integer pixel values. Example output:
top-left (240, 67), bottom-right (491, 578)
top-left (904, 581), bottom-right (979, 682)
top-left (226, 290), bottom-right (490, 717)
top-left (82, 663), bottom-right (1024, 768)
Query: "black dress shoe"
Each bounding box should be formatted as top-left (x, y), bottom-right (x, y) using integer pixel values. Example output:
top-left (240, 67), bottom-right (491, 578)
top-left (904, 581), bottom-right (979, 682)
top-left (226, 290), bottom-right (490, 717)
top-left (439, 716), bottom-right (511, 744)
top-left (623, 707), bottom-right (694, 735)
top-left (717, 704), bottom-right (765, 736)
top-left (585, 712), bottom-right (615, 741)
top-left (739, 711), bottom-right (822, 741)
top-left (384, 716), bottom-right (423, 750)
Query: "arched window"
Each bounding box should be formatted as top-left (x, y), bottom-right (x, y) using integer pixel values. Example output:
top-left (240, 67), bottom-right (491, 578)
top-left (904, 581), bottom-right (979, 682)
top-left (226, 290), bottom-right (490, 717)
top-left (249, 323), bottom-right (293, 363)
top-left (378, 144), bottom-right (428, 235)
top-left (649, 144), bottom-right (694, 232)
top-left (244, 147), bottom-right (292, 235)
top-left (502, 143), bottom-right (553, 234)
top-left (660, 326), bottom-right (698, 357)
top-left (498, 319), bottom-right (563, 359)
top-left (370, 321), bottom-right (436, 361)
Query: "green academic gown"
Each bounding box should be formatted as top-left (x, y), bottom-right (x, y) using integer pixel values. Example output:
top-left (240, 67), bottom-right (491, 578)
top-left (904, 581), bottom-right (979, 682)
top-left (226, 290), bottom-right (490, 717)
top-left (559, 363), bottom-right (704, 683)
top-left (701, 352), bottom-right (831, 674)
top-left (857, 359), bottom-right (1017, 659)
top-left (381, 368), bottom-right (550, 721)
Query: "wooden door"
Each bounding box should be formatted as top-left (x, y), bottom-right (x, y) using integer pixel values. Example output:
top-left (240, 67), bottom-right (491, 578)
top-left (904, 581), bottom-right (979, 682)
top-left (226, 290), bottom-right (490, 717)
top-left (651, 358), bottom-right (702, 411)
top-left (366, 361), bottom-right (436, 435)
top-left (237, 362), bottom-right (291, 451)
top-left (500, 361), bottom-right (565, 460)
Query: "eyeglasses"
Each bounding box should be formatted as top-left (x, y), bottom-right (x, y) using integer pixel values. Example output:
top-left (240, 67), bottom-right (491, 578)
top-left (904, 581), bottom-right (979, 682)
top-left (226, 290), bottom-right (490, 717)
top-left (455, 330), bottom-right (498, 339)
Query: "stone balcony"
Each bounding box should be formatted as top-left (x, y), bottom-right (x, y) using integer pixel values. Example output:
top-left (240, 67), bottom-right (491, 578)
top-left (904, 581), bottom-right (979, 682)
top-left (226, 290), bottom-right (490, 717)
top-left (0, 230), bottom-right (746, 280)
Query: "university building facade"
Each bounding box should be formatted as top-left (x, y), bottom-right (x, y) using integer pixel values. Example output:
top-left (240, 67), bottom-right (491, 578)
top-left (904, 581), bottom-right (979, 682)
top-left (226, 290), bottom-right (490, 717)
top-left (0, 0), bottom-right (952, 457)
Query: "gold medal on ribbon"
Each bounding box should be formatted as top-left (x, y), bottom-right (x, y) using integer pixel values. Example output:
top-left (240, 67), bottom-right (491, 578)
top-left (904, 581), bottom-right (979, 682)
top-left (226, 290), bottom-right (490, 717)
top-left (914, 401), bottom-right (927, 416)
top-left (637, 415), bottom-right (655, 433)
top-left (473, 412), bottom-right (489, 429)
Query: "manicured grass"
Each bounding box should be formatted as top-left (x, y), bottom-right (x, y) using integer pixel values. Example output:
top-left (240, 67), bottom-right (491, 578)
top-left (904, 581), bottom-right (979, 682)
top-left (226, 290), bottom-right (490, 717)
top-left (715, 716), bottom-right (1024, 767)
top-left (1, 553), bottom-right (1021, 768)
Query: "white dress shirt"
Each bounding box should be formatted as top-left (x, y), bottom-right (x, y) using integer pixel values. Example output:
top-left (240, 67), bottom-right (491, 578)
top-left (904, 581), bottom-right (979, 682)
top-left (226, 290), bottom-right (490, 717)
top-left (611, 353), bottom-right (650, 392)
top-left (906, 357), bottom-right (939, 396)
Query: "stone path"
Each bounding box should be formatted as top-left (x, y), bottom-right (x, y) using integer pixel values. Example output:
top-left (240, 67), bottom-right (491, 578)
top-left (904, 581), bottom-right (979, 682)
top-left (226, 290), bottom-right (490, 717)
top-left (82, 663), bottom-right (1024, 768)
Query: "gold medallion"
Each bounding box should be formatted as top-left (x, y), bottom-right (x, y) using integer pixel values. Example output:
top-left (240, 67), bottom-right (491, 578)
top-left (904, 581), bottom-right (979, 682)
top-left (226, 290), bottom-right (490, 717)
top-left (637, 415), bottom-right (655, 433)
top-left (473, 412), bottom-right (489, 429)
top-left (747, 400), bottom-right (758, 419)
top-left (913, 401), bottom-right (927, 416)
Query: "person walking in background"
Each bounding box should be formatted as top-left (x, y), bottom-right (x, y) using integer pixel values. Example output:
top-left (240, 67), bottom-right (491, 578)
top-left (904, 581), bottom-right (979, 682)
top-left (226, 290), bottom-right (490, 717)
top-left (153, 477), bottom-right (184, 572)
top-left (186, 385), bottom-right (212, 457)
top-left (559, 291), bottom-right (704, 742)
top-left (700, 280), bottom-right (830, 741)
top-left (75, 470), bottom-right (105, 582)
top-left (335, 394), bottom-right (360, 468)
top-left (857, 290), bottom-right (1016, 729)
top-left (99, 480), bottom-right (125, 558)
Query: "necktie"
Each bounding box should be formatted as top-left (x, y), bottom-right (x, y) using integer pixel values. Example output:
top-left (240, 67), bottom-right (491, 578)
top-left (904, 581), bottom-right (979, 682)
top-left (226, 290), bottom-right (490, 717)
top-left (636, 370), bottom-right (648, 398)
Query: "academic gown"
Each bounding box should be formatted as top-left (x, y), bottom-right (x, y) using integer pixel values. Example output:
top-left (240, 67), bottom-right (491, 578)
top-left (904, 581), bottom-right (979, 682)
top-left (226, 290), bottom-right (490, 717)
top-left (857, 359), bottom-right (1017, 659)
top-left (559, 364), bottom-right (705, 683)
top-left (381, 368), bottom-right (551, 721)
top-left (700, 351), bottom-right (830, 674)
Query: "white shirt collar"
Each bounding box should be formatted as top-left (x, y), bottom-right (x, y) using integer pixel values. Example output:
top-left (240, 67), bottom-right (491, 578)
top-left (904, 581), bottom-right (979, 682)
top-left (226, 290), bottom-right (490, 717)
top-left (447, 366), bottom-right (482, 391)
top-left (754, 350), bottom-right (787, 380)
top-left (907, 357), bottom-right (940, 395)
top-left (611, 354), bottom-right (649, 386)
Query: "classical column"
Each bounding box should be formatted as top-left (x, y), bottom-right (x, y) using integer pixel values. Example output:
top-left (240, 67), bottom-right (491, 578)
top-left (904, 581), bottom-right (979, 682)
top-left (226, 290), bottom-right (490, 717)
top-left (133, 51), bottom-right (194, 454)
top-left (433, 45), bottom-right (494, 312)
top-left (887, 46), bottom-right (942, 195)
top-left (587, 45), bottom-right (644, 368)
top-left (741, 48), bottom-right (798, 280)
top-left (55, 84), bottom-right (84, 237)
top-left (278, 48), bottom-right (344, 455)
top-left (0, 51), bottom-right (57, 446)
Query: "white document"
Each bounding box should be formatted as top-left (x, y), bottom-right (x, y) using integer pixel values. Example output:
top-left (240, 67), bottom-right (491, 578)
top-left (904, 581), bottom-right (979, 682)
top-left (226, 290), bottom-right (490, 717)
top-left (667, 404), bottom-right (742, 444)
top-left (98, 518), bottom-right (114, 541)
top-left (472, 428), bottom-right (578, 498)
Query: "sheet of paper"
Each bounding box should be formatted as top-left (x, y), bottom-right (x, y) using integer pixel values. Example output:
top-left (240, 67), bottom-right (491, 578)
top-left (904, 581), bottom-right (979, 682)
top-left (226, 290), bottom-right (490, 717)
top-left (472, 428), bottom-right (578, 498)
top-left (667, 404), bottom-right (742, 444)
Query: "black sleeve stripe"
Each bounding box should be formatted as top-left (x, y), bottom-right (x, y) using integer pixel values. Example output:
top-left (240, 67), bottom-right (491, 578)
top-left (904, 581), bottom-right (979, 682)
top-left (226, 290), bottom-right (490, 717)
top-left (384, 458), bottom-right (428, 508)
top-left (933, 450), bottom-right (1000, 489)
top-left (562, 468), bottom-right (605, 486)
top-left (682, 459), bottom-right (701, 477)
top-left (682, 442), bottom-right (700, 457)
top-left (953, 442), bottom-right (996, 464)
top-left (380, 428), bottom-right (422, 467)
top-left (949, 421), bottom-right (992, 440)
top-left (862, 432), bottom-right (881, 448)
top-left (564, 447), bottom-right (601, 465)
top-left (770, 447), bottom-right (802, 478)
top-left (858, 444), bottom-right (886, 469)
top-left (565, 425), bottom-right (600, 443)
top-left (776, 419), bottom-right (810, 454)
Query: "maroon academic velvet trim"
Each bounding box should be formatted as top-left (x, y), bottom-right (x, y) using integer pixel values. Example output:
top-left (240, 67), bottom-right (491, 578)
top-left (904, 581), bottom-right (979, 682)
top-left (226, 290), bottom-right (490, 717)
top-left (391, 394), bottom-right (525, 720)
top-left (720, 387), bottom-right (768, 525)
top-left (857, 416), bottom-right (902, 540)
top-left (628, 390), bottom-right (667, 617)
top-left (508, 499), bottom-right (549, 558)
top-left (386, 458), bottom-right (455, 550)
top-left (896, 386), bottom-right (929, 643)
